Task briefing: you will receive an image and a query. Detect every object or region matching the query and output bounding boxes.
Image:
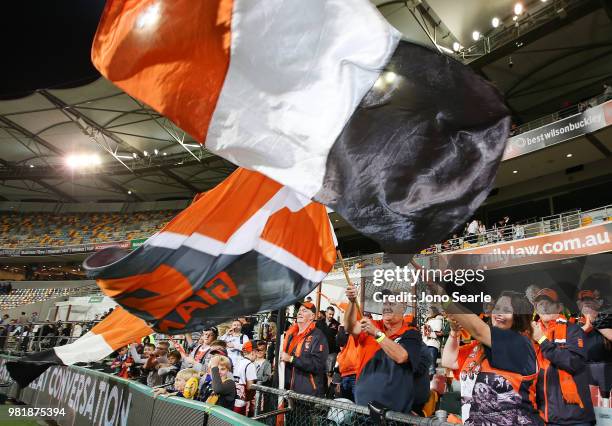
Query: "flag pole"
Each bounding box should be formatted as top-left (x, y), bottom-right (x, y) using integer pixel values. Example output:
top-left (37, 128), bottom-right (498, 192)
top-left (336, 250), bottom-right (362, 315)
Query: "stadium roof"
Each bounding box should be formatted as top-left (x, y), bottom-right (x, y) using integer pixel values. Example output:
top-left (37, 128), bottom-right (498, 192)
top-left (0, 0), bottom-right (610, 203)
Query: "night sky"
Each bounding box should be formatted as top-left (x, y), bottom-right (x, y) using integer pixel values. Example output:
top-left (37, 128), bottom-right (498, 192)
top-left (0, 1), bottom-right (106, 99)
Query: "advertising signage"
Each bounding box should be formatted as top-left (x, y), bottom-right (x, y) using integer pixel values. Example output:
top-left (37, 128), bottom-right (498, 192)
top-left (503, 100), bottom-right (612, 160)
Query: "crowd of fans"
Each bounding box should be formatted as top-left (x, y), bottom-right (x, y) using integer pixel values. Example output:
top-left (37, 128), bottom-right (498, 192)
top-left (0, 312), bottom-right (96, 353)
top-left (94, 316), bottom-right (274, 416)
top-left (0, 280), bottom-right (610, 424)
top-left (1, 206), bottom-right (611, 423)
top-left (21, 280), bottom-right (601, 425)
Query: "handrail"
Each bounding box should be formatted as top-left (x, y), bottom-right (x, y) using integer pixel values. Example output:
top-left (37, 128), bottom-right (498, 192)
top-left (252, 384), bottom-right (454, 425)
top-left (510, 93), bottom-right (612, 137)
top-left (331, 204), bottom-right (612, 270)
top-left (2, 204), bottom-right (611, 272)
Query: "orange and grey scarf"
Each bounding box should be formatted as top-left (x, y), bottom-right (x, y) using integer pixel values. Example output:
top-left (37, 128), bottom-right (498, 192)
top-left (537, 316), bottom-right (584, 408)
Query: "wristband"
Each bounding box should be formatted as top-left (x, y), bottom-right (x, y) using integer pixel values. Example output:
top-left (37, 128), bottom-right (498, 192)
top-left (376, 333), bottom-right (386, 343)
top-left (537, 336), bottom-right (547, 345)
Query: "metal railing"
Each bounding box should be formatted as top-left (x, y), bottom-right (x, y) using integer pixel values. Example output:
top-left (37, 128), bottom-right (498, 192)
top-left (331, 204), bottom-right (612, 269)
top-left (430, 204), bottom-right (612, 254)
top-left (460, 0), bottom-right (593, 63)
top-left (0, 321), bottom-right (101, 355)
top-left (252, 385), bottom-right (454, 426)
top-left (510, 93), bottom-right (612, 137)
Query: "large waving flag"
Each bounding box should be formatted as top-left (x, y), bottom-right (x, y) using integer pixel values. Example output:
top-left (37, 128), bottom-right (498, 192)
top-left (6, 307), bottom-right (152, 387)
top-left (92, 0), bottom-right (509, 252)
top-left (83, 168), bottom-right (336, 334)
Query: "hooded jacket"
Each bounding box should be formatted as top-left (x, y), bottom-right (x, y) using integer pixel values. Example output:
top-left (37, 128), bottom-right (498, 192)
top-left (282, 322), bottom-right (329, 396)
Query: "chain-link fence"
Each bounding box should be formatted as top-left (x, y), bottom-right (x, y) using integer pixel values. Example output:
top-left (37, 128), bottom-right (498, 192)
top-left (252, 385), bottom-right (454, 426)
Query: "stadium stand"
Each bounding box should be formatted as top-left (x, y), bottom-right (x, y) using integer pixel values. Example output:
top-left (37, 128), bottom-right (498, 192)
top-left (1, 2), bottom-right (611, 425)
top-left (0, 285), bottom-right (101, 310)
top-left (0, 210), bottom-right (178, 248)
top-left (0, 264), bottom-right (86, 281)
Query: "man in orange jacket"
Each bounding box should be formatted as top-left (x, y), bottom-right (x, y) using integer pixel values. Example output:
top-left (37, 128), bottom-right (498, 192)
top-left (280, 302), bottom-right (329, 397)
top-left (532, 288), bottom-right (594, 425)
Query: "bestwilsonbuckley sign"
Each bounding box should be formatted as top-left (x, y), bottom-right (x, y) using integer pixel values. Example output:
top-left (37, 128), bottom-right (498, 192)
top-left (503, 100), bottom-right (612, 160)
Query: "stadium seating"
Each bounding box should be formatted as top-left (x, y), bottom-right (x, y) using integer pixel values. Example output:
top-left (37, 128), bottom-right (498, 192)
top-left (0, 285), bottom-right (101, 310)
top-left (0, 210), bottom-right (178, 248)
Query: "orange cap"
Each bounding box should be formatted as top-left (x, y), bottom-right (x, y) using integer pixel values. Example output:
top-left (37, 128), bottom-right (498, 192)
top-left (534, 288), bottom-right (558, 302)
top-left (300, 302), bottom-right (316, 314)
top-left (577, 290), bottom-right (596, 300)
top-left (242, 340), bottom-right (253, 353)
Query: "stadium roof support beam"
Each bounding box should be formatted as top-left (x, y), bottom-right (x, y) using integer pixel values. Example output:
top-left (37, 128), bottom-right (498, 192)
top-left (0, 115), bottom-right (63, 155)
top-left (38, 89), bottom-right (203, 194)
top-left (158, 168), bottom-right (200, 194)
top-left (1, 102), bottom-right (144, 201)
top-left (38, 89), bottom-right (145, 157)
top-left (377, 0), bottom-right (456, 51)
top-left (32, 179), bottom-right (79, 203)
top-left (98, 175), bottom-right (145, 201)
top-left (0, 154), bottom-right (232, 181)
top-left (585, 133), bottom-right (612, 158)
top-left (506, 45), bottom-right (612, 98)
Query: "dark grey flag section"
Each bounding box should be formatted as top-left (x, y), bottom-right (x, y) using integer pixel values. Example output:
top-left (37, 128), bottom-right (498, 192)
top-left (315, 41), bottom-right (510, 253)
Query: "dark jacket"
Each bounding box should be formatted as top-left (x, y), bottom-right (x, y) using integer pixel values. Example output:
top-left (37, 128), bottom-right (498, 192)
top-left (210, 366), bottom-right (236, 410)
top-left (284, 325), bottom-right (329, 396)
top-left (316, 317), bottom-right (340, 354)
top-left (536, 322), bottom-right (595, 425)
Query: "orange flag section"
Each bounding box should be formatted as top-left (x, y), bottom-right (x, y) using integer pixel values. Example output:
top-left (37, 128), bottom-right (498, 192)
top-left (261, 202), bottom-right (336, 274)
top-left (91, 307), bottom-right (153, 349)
top-left (162, 168), bottom-right (282, 242)
top-left (91, 0), bottom-right (234, 142)
top-left (98, 265), bottom-right (194, 320)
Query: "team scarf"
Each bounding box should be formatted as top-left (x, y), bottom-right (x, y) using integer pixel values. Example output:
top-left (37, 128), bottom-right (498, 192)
top-left (283, 322), bottom-right (317, 357)
top-left (91, 0), bottom-right (510, 253)
top-left (537, 316), bottom-right (584, 408)
top-left (84, 168), bottom-right (336, 333)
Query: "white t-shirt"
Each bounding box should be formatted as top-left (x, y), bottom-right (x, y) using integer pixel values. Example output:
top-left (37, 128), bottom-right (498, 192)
top-left (220, 332), bottom-right (249, 367)
top-left (233, 358), bottom-right (257, 407)
top-left (234, 357), bottom-right (257, 384)
top-left (467, 220), bottom-right (479, 235)
top-left (422, 316), bottom-right (443, 350)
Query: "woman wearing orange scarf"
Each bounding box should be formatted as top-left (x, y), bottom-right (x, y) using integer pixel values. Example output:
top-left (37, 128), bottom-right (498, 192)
top-left (532, 288), bottom-right (595, 425)
top-left (440, 290), bottom-right (541, 425)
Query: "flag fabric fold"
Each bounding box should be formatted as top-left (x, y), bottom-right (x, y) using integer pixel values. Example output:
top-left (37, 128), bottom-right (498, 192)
top-left (6, 307), bottom-right (152, 388)
top-left (83, 168), bottom-right (337, 334)
top-left (92, 0), bottom-right (509, 253)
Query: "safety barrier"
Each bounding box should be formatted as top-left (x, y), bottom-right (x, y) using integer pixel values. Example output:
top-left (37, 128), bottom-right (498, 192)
top-left (252, 384), bottom-right (454, 426)
top-left (0, 355), bottom-right (262, 426)
top-left (328, 204), bottom-right (612, 268)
